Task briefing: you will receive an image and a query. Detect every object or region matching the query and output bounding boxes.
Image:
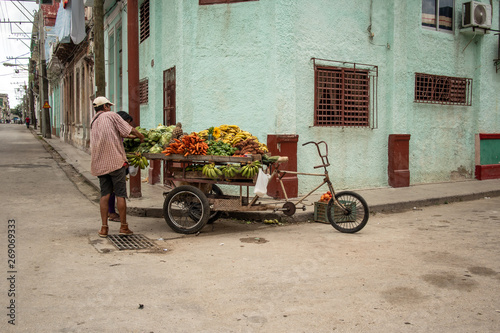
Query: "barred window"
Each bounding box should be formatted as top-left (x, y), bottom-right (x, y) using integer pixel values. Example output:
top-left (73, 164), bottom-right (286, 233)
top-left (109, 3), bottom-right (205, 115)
top-left (314, 61), bottom-right (377, 128)
top-left (414, 73), bottom-right (472, 106)
top-left (199, 0), bottom-right (258, 4)
top-left (139, 78), bottom-right (148, 105)
top-left (140, 0), bottom-right (150, 43)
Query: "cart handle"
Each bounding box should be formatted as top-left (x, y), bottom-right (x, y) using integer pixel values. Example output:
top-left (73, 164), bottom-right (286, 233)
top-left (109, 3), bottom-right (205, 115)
top-left (302, 141), bottom-right (330, 169)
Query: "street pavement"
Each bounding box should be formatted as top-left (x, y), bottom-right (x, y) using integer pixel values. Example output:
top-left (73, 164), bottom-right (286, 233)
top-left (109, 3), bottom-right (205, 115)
top-left (38, 128), bottom-right (500, 221)
top-left (2, 124), bottom-right (500, 333)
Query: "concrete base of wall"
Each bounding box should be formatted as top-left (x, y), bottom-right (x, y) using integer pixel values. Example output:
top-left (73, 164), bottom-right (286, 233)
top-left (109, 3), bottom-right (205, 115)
top-left (475, 164), bottom-right (500, 180)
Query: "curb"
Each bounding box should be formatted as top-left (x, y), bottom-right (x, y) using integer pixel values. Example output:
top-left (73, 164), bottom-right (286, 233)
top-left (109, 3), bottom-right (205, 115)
top-left (368, 190), bottom-right (500, 214)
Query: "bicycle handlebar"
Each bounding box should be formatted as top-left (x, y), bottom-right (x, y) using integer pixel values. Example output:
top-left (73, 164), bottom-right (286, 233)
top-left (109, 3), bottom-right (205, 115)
top-left (302, 141), bottom-right (330, 169)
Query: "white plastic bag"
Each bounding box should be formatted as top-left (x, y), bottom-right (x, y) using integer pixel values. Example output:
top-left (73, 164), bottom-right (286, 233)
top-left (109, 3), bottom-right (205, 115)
top-left (253, 169), bottom-right (271, 197)
top-left (128, 165), bottom-right (139, 177)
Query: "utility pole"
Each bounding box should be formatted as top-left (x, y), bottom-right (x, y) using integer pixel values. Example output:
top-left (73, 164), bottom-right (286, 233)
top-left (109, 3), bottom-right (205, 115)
top-left (37, 9), bottom-right (51, 138)
top-left (94, 0), bottom-right (105, 96)
top-left (128, 0), bottom-right (141, 198)
top-left (29, 60), bottom-right (36, 129)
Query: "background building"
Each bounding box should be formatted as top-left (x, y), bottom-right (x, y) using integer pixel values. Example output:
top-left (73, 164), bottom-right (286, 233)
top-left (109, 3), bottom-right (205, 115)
top-left (31, 0), bottom-right (500, 193)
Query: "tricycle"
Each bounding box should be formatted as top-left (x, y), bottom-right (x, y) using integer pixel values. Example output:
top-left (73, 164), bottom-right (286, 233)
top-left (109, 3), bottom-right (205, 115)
top-left (144, 141), bottom-right (369, 234)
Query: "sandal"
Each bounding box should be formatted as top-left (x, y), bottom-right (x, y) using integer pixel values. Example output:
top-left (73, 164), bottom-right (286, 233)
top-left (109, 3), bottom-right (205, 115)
top-left (119, 223), bottom-right (133, 236)
top-left (98, 225), bottom-right (109, 238)
top-left (108, 214), bottom-right (121, 222)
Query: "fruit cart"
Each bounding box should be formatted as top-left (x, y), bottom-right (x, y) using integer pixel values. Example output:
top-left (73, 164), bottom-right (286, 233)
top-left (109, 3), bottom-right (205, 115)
top-left (143, 153), bottom-right (276, 234)
top-left (143, 140), bottom-right (370, 235)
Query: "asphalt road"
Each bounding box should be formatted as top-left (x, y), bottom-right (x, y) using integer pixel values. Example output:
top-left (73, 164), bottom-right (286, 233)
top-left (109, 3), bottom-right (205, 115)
top-left (1, 123), bottom-right (499, 333)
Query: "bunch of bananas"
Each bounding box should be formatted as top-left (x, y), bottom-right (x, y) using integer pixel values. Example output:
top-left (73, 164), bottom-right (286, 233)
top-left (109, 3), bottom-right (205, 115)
top-left (219, 124), bottom-right (241, 133)
top-left (240, 161), bottom-right (261, 178)
top-left (228, 132), bottom-right (254, 146)
top-left (197, 129), bottom-right (209, 139)
top-left (258, 142), bottom-right (269, 153)
top-left (202, 163), bottom-right (222, 179)
top-left (127, 153), bottom-right (149, 169)
top-left (220, 164), bottom-right (240, 178)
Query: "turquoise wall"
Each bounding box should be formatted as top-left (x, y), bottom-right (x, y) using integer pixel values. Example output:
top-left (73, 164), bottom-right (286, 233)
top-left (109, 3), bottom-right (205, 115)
top-left (49, 84), bottom-right (60, 137)
top-left (105, 1), bottom-right (129, 113)
top-left (129, 0), bottom-right (500, 192)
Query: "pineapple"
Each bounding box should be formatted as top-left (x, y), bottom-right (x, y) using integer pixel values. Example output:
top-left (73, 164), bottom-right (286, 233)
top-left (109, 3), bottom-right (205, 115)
top-left (171, 122), bottom-right (183, 140)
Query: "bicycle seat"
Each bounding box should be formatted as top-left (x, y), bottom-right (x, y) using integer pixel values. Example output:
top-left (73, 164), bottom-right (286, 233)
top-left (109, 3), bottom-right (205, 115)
top-left (277, 156), bottom-right (289, 163)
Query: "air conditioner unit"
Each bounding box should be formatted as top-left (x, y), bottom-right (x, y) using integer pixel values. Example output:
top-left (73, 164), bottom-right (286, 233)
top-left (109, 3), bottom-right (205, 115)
top-left (462, 1), bottom-right (492, 29)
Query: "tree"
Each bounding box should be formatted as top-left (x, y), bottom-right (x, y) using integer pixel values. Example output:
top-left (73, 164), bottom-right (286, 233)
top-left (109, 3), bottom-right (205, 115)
top-left (11, 105), bottom-right (22, 117)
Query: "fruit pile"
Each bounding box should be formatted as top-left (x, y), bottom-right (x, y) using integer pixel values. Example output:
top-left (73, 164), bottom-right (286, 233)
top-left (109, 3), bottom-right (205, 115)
top-left (319, 191), bottom-right (333, 202)
top-left (126, 152), bottom-right (149, 169)
top-left (201, 161), bottom-right (262, 179)
top-left (162, 134), bottom-right (208, 156)
top-left (240, 160), bottom-right (261, 178)
top-left (206, 140), bottom-right (237, 156)
top-left (124, 124), bottom-right (176, 154)
top-left (234, 138), bottom-right (267, 155)
top-left (197, 124), bottom-right (268, 155)
top-left (201, 163), bottom-right (222, 179)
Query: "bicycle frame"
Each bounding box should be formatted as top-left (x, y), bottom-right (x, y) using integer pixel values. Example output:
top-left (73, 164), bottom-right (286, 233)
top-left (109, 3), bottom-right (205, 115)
top-left (260, 141), bottom-right (347, 213)
top-left (269, 167), bottom-right (334, 207)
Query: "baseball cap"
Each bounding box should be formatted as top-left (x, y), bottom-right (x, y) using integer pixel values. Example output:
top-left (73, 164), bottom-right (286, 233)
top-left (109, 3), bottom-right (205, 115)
top-left (93, 96), bottom-right (114, 107)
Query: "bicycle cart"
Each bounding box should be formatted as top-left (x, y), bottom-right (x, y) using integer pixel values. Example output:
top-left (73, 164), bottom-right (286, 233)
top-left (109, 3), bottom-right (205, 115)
top-left (144, 141), bottom-right (369, 234)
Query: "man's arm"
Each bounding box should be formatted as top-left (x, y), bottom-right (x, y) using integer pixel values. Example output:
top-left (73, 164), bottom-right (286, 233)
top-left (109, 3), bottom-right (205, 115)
top-left (130, 127), bottom-right (145, 142)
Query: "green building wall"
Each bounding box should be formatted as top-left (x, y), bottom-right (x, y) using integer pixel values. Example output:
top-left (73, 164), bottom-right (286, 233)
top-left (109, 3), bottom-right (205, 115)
top-left (110, 0), bottom-right (500, 192)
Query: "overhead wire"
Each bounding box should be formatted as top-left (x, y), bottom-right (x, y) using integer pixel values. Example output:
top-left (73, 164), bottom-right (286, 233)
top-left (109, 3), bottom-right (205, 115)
top-left (11, 0), bottom-right (34, 23)
top-left (0, 0), bottom-right (37, 97)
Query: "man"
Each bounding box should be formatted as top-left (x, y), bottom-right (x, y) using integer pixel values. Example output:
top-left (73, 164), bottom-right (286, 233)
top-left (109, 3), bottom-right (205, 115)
top-left (25, 116), bottom-right (30, 129)
top-left (90, 96), bottom-right (145, 238)
top-left (107, 111), bottom-right (136, 222)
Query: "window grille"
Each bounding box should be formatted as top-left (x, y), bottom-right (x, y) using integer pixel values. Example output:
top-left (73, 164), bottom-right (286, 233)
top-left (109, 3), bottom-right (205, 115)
top-left (414, 73), bottom-right (472, 106)
top-left (313, 59), bottom-right (378, 129)
top-left (140, 0), bottom-right (150, 43)
top-left (199, 0), bottom-right (258, 4)
top-left (139, 78), bottom-right (148, 105)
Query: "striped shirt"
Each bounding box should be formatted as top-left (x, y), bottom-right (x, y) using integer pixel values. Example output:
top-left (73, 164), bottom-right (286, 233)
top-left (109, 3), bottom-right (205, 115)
top-left (90, 111), bottom-right (133, 176)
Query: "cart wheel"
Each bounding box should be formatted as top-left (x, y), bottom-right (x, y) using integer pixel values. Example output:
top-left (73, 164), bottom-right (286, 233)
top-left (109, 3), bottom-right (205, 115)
top-left (326, 191), bottom-right (369, 233)
top-left (163, 185), bottom-right (210, 234)
top-left (189, 184), bottom-right (223, 224)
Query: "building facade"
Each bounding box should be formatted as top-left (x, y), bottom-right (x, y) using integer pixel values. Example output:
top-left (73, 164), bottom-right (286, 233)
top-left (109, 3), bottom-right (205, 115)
top-left (127, 0), bottom-right (500, 191)
top-left (37, 0), bottom-right (500, 193)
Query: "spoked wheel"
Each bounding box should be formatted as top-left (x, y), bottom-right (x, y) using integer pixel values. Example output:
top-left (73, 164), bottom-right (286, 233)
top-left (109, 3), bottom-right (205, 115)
top-left (163, 185), bottom-right (209, 234)
top-left (326, 191), bottom-right (369, 233)
top-left (189, 184), bottom-right (224, 224)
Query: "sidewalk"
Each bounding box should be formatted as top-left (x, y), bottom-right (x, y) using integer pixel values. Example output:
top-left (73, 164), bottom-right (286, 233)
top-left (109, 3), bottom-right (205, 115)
top-left (41, 133), bottom-right (500, 221)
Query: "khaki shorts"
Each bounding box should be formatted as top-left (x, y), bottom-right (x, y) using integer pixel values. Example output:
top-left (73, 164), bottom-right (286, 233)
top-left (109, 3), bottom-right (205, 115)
top-left (98, 167), bottom-right (128, 198)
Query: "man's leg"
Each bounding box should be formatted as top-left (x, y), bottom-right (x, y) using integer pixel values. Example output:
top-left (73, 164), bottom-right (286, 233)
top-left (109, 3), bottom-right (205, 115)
top-left (99, 194), bottom-right (110, 236)
top-left (116, 196), bottom-right (132, 233)
top-left (110, 167), bottom-right (133, 235)
top-left (98, 174), bottom-right (114, 237)
top-left (100, 194), bottom-right (111, 224)
top-left (108, 193), bottom-right (120, 221)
